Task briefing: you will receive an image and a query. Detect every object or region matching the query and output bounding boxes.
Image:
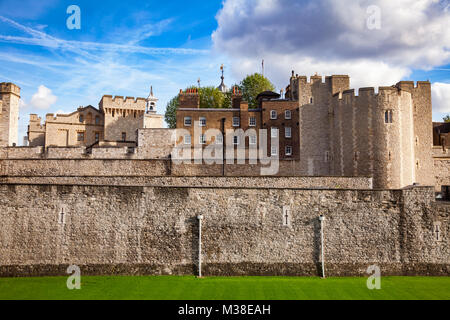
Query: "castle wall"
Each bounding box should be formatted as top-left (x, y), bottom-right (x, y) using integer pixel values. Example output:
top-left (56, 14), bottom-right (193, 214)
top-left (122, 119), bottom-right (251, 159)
top-left (0, 184), bottom-right (447, 277)
top-left (44, 107), bottom-right (104, 147)
top-left (0, 83), bottom-right (20, 147)
top-left (27, 115), bottom-right (46, 147)
top-left (137, 128), bottom-right (176, 159)
top-left (398, 81), bottom-right (435, 187)
top-left (332, 87), bottom-right (416, 189)
top-left (0, 176), bottom-right (373, 189)
top-left (100, 96), bottom-right (146, 142)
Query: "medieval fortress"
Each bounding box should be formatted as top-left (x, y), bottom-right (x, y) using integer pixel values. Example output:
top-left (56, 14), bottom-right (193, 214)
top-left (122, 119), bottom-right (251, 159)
top-left (0, 72), bottom-right (448, 277)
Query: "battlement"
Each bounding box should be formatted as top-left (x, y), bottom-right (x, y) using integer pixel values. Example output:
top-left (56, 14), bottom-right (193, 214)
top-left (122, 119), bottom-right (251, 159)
top-left (99, 95), bottom-right (146, 111)
top-left (290, 72), bottom-right (350, 85)
top-left (29, 114), bottom-right (43, 125)
top-left (396, 80), bottom-right (431, 92)
top-left (333, 85), bottom-right (402, 101)
top-left (0, 82), bottom-right (20, 97)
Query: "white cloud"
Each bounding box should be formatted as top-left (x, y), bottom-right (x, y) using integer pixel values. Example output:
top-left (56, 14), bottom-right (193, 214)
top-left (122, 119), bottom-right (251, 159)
top-left (432, 82), bottom-right (450, 113)
top-left (212, 0), bottom-right (450, 89)
top-left (29, 85), bottom-right (57, 110)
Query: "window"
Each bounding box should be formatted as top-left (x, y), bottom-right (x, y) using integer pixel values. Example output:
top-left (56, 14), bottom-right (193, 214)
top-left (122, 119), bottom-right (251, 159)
top-left (122, 132), bottom-right (126, 141)
top-left (134, 111), bottom-right (137, 118)
top-left (199, 117), bottom-right (206, 127)
top-left (285, 127), bottom-right (292, 138)
top-left (215, 134), bottom-right (223, 145)
top-left (325, 151), bottom-right (330, 162)
top-left (233, 117), bottom-right (240, 127)
top-left (285, 146), bottom-right (292, 156)
top-left (123, 111), bottom-right (126, 117)
top-left (249, 135), bottom-right (257, 145)
top-left (385, 110), bottom-right (393, 123)
top-left (285, 110), bottom-right (292, 120)
top-left (184, 135), bottom-right (191, 145)
top-left (79, 115), bottom-right (84, 123)
top-left (310, 97), bottom-right (313, 104)
top-left (184, 117), bottom-right (192, 126)
top-left (271, 146), bottom-right (278, 156)
top-left (271, 127), bottom-right (278, 138)
top-left (112, 111), bottom-right (115, 117)
top-left (95, 116), bottom-right (100, 125)
top-left (199, 134), bottom-right (206, 145)
top-left (77, 132), bottom-right (85, 142)
top-left (233, 135), bottom-right (240, 145)
top-left (270, 110), bottom-right (277, 120)
top-left (95, 132), bottom-right (100, 141)
top-left (249, 117), bottom-right (256, 127)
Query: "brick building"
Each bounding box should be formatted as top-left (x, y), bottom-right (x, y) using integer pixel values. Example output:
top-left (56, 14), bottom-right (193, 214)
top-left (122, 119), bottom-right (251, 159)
top-left (175, 88), bottom-right (300, 159)
top-left (433, 122), bottom-right (450, 148)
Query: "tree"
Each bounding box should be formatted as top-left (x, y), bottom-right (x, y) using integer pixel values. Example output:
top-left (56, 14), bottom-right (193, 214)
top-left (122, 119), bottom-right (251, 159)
top-left (239, 73), bottom-right (276, 108)
top-left (444, 115), bottom-right (450, 123)
top-left (164, 95), bottom-right (179, 129)
top-left (198, 86), bottom-right (225, 109)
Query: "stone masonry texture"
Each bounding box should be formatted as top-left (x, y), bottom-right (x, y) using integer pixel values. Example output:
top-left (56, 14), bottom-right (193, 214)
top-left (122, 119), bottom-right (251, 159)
top-left (0, 183), bottom-right (448, 277)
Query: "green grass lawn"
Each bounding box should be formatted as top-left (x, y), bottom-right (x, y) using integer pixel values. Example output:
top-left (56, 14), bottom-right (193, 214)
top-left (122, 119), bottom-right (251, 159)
top-left (0, 276), bottom-right (449, 300)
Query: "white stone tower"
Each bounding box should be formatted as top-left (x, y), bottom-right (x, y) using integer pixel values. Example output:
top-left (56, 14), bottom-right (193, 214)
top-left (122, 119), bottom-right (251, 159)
top-left (0, 82), bottom-right (20, 146)
top-left (142, 86), bottom-right (163, 129)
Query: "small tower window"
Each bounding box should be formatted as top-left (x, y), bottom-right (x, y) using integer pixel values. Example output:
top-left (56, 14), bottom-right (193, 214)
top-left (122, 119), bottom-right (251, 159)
top-left (122, 132), bottom-right (126, 141)
top-left (310, 97), bottom-right (313, 104)
top-left (385, 110), bottom-right (393, 123)
top-left (325, 151), bottom-right (330, 162)
top-left (95, 116), bottom-right (100, 125)
top-left (79, 115), bottom-right (84, 123)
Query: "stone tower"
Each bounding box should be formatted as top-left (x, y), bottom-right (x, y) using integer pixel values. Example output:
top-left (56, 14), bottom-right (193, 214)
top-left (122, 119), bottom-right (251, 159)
top-left (0, 82), bottom-right (20, 147)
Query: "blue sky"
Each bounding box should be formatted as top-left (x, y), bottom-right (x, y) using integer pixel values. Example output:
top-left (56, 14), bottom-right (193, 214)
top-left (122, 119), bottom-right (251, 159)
top-left (0, 0), bottom-right (449, 144)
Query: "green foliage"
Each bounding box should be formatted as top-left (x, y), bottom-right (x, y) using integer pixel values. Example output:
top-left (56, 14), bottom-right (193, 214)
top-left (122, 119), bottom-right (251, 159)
top-left (444, 115), bottom-right (450, 123)
top-left (198, 86), bottom-right (224, 109)
top-left (239, 73), bottom-right (276, 108)
top-left (164, 96), bottom-right (179, 129)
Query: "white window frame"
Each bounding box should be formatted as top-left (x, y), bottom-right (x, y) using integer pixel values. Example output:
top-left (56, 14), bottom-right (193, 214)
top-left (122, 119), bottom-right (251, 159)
top-left (232, 117), bottom-right (240, 127)
top-left (249, 117), bottom-right (256, 127)
top-left (285, 127), bottom-right (292, 138)
top-left (233, 135), bottom-right (240, 145)
top-left (285, 110), bottom-right (292, 120)
top-left (270, 110), bottom-right (277, 120)
top-left (184, 117), bottom-right (192, 127)
top-left (199, 134), bottom-right (206, 145)
top-left (271, 146), bottom-right (278, 156)
top-left (285, 146), bottom-right (292, 156)
top-left (199, 117), bottom-right (206, 127)
top-left (184, 135), bottom-right (191, 145)
top-left (249, 135), bottom-right (257, 145)
top-left (271, 127), bottom-right (278, 138)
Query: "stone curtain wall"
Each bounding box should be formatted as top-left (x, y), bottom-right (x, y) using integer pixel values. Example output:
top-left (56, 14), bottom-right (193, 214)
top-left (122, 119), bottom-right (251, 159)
top-left (0, 176), bottom-right (373, 189)
top-left (0, 184), bottom-right (447, 277)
